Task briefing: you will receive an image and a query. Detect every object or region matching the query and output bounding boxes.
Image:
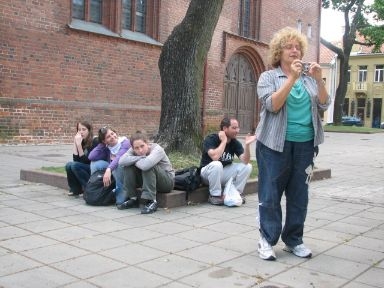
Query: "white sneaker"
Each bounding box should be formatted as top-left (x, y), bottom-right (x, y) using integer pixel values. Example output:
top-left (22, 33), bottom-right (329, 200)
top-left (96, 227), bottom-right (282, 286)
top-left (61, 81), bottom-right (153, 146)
top-left (283, 243), bottom-right (312, 258)
top-left (258, 236), bottom-right (276, 260)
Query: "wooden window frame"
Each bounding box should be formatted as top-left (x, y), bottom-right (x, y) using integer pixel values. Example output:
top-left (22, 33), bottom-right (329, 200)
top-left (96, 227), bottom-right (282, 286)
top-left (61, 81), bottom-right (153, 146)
top-left (238, 0), bottom-right (260, 40)
top-left (70, 0), bottom-right (159, 40)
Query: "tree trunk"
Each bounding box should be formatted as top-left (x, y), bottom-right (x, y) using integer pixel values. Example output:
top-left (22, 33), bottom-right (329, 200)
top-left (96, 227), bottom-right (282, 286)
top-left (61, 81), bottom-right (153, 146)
top-left (155, 0), bottom-right (225, 155)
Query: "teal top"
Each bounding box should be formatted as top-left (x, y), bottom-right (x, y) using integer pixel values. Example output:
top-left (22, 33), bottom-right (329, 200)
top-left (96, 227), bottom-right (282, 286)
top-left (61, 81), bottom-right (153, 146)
top-left (286, 80), bottom-right (314, 142)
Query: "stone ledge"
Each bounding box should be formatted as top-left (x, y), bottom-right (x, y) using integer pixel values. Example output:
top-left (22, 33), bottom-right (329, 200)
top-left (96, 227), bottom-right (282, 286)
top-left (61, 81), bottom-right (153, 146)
top-left (20, 168), bottom-right (331, 208)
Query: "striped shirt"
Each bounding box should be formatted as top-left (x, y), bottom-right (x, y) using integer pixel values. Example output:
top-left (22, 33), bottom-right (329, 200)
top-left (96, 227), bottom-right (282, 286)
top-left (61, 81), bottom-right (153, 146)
top-left (256, 67), bottom-right (331, 152)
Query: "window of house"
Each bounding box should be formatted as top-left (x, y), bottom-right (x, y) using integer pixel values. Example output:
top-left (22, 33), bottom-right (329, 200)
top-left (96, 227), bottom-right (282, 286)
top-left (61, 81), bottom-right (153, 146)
top-left (347, 66), bottom-right (351, 82)
top-left (72, 0), bottom-right (102, 24)
top-left (238, 0), bottom-right (260, 40)
top-left (297, 19), bottom-right (302, 33)
top-left (358, 65), bottom-right (367, 82)
top-left (122, 0), bottom-right (147, 33)
top-left (71, 0), bottom-right (159, 40)
top-left (307, 24), bottom-right (312, 39)
top-left (375, 65), bottom-right (384, 82)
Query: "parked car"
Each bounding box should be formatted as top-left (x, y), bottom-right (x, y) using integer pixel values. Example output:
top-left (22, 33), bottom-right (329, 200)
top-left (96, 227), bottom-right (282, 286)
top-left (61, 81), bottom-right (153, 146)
top-left (341, 116), bottom-right (363, 126)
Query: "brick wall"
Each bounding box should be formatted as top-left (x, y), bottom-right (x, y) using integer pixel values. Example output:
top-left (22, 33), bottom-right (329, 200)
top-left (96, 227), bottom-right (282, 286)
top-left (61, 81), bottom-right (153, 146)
top-left (0, 0), bottom-right (321, 144)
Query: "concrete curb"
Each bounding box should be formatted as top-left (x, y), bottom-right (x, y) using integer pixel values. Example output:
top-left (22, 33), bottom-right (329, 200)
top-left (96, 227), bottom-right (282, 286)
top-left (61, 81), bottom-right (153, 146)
top-left (20, 168), bottom-right (331, 208)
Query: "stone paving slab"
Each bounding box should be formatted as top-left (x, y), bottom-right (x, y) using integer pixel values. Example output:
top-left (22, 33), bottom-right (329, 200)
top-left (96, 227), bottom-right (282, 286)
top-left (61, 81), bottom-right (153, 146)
top-left (0, 132), bottom-right (383, 288)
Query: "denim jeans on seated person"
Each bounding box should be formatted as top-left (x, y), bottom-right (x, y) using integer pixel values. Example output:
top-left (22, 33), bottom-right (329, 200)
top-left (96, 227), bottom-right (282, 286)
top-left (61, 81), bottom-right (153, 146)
top-left (65, 161), bottom-right (91, 194)
top-left (256, 140), bottom-right (317, 248)
top-left (90, 160), bottom-right (124, 204)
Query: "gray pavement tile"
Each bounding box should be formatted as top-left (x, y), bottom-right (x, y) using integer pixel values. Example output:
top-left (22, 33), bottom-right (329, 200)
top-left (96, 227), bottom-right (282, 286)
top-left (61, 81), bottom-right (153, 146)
top-left (339, 215), bottom-right (383, 229)
top-left (146, 210), bottom-right (194, 221)
top-left (300, 254), bottom-right (371, 279)
top-left (174, 227), bottom-right (228, 244)
top-left (178, 266), bottom-right (255, 288)
top-left (109, 226), bottom-right (164, 242)
top-left (157, 282), bottom-right (194, 288)
top-left (0, 207), bottom-right (47, 225)
top-left (99, 243), bottom-right (168, 265)
top-left (68, 234), bottom-right (128, 252)
top-left (321, 221), bottom-right (374, 235)
top-left (137, 254), bottom-right (210, 280)
top-left (269, 266), bottom-right (348, 288)
top-left (0, 253), bottom-right (42, 276)
top-left (176, 244), bottom-right (243, 265)
top-left (0, 266), bottom-right (77, 288)
top-left (364, 227), bottom-right (384, 240)
top-left (51, 254), bottom-right (126, 279)
top-left (220, 254), bottom-right (290, 280)
top-left (342, 282), bottom-right (379, 288)
top-left (309, 210), bottom-right (349, 222)
top-left (305, 227), bottom-right (356, 243)
top-left (40, 226), bottom-right (101, 242)
top-left (324, 244), bottom-right (384, 265)
top-left (88, 266), bottom-right (172, 288)
top-left (16, 218), bottom-right (71, 233)
top-left (0, 234), bottom-right (59, 252)
top-left (210, 235), bottom-right (258, 254)
top-left (0, 225), bottom-right (32, 240)
top-left (203, 220), bottom-right (256, 236)
top-left (79, 219), bottom-right (131, 233)
top-left (346, 235), bottom-right (384, 252)
top-left (32, 206), bottom-right (83, 218)
top-left (62, 281), bottom-right (99, 288)
top-left (20, 242), bottom-right (90, 264)
top-left (172, 214), bottom-right (221, 228)
top-left (141, 235), bottom-right (201, 254)
top-left (144, 221), bottom-right (195, 235)
top-left (114, 214), bottom-right (164, 227)
top-left (353, 267), bottom-right (384, 287)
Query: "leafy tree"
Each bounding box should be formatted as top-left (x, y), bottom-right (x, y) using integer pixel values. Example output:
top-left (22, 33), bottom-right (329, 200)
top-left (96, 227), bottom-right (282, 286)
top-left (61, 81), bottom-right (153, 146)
top-left (321, 0), bottom-right (384, 125)
top-left (155, 0), bottom-right (225, 155)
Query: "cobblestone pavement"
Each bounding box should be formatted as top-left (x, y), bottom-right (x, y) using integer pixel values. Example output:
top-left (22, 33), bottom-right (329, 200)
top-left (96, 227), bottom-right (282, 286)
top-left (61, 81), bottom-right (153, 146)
top-left (0, 132), bottom-right (383, 288)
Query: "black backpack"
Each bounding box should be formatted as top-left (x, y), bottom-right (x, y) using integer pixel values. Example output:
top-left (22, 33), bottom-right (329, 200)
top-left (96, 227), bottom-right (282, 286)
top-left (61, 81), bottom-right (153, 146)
top-left (83, 169), bottom-right (116, 206)
top-left (174, 166), bottom-right (201, 196)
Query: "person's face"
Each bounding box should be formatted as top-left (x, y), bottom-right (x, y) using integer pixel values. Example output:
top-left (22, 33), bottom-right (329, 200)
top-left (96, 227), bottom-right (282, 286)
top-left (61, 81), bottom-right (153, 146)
top-left (281, 39), bottom-right (302, 65)
top-left (103, 129), bottom-right (118, 146)
top-left (77, 123), bottom-right (89, 139)
top-left (132, 139), bottom-right (149, 156)
top-left (224, 119), bottom-right (240, 139)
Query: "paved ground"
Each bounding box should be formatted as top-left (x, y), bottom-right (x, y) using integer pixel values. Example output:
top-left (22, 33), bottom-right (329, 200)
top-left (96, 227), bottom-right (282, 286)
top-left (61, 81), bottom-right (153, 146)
top-left (0, 132), bottom-right (383, 288)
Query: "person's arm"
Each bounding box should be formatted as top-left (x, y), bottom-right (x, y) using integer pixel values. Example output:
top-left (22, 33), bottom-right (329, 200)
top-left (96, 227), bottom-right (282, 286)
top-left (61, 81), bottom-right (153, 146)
top-left (135, 144), bottom-right (164, 171)
top-left (88, 143), bottom-right (108, 161)
top-left (307, 62), bottom-right (329, 105)
top-left (207, 131), bottom-right (227, 161)
top-left (119, 148), bottom-right (144, 166)
top-left (239, 134), bottom-right (257, 164)
top-left (108, 139), bottom-right (131, 171)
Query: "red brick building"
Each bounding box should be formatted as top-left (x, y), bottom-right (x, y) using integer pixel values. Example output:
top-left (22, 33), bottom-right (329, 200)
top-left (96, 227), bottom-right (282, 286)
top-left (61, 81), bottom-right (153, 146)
top-left (0, 0), bottom-right (322, 144)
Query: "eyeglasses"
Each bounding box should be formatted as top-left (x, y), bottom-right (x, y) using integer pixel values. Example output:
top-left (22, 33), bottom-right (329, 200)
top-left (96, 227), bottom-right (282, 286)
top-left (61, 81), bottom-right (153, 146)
top-left (283, 44), bottom-right (301, 51)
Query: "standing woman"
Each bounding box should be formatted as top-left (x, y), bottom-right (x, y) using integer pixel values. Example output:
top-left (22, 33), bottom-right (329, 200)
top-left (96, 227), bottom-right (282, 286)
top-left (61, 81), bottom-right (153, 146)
top-left (65, 121), bottom-right (98, 196)
top-left (118, 132), bottom-right (175, 214)
top-left (88, 126), bottom-right (131, 206)
top-left (255, 27), bottom-right (330, 261)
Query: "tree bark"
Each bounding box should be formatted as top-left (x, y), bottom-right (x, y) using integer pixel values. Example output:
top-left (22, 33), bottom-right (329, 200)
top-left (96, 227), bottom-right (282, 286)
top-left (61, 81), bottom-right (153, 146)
top-left (155, 0), bottom-right (224, 155)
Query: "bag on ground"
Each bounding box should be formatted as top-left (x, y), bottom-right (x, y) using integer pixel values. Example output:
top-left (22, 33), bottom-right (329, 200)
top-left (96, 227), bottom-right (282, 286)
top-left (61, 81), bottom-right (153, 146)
top-left (223, 177), bottom-right (242, 207)
top-left (173, 166), bottom-right (201, 192)
top-left (83, 169), bottom-right (116, 206)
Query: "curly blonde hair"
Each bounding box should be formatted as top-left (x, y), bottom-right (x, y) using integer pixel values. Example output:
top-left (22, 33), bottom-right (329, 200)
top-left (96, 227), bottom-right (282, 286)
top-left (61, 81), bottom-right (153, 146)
top-left (269, 27), bottom-right (308, 68)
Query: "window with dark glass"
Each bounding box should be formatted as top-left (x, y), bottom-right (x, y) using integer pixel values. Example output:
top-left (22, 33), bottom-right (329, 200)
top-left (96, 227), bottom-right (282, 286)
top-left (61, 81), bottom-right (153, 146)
top-left (358, 65), bottom-right (367, 82)
top-left (72, 0), bottom-right (85, 20)
top-left (239, 0), bottom-right (260, 40)
top-left (90, 0), bottom-right (102, 23)
top-left (375, 65), bottom-right (384, 82)
top-left (347, 66), bottom-right (351, 82)
top-left (122, 0), bottom-right (147, 33)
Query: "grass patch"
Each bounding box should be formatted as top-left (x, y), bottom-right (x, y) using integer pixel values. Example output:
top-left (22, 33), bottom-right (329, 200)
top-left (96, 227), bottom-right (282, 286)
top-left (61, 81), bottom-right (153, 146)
top-left (324, 125), bottom-right (384, 133)
top-left (41, 152), bottom-right (258, 179)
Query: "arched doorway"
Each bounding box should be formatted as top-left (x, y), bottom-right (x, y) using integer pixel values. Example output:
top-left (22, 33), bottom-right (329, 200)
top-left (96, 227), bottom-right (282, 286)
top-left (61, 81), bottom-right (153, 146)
top-left (224, 53), bottom-right (256, 134)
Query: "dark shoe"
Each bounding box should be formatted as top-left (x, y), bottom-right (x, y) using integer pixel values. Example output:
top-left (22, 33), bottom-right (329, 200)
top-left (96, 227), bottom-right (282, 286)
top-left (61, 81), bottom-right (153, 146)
top-left (116, 198), bottom-right (138, 210)
top-left (208, 195), bottom-right (224, 205)
top-left (68, 191), bottom-right (81, 196)
top-left (240, 193), bottom-right (246, 204)
top-left (141, 200), bottom-right (158, 214)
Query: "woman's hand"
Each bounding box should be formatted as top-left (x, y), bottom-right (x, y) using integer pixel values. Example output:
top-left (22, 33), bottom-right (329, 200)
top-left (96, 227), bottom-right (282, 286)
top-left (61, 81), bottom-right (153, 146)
top-left (306, 62), bottom-right (323, 82)
top-left (74, 132), bottom-right (83, 146)
top-left (103, 168), bottom-right (112, 187)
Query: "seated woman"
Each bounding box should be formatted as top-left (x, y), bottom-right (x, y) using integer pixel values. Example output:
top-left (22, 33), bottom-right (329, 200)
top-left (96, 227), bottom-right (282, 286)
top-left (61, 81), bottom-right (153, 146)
top-left (118, 132), bottom-right (175, 214)
top-left (88, 126), bottom-right (131, 206)
top-left (65, 121), bottom-right (98, 196)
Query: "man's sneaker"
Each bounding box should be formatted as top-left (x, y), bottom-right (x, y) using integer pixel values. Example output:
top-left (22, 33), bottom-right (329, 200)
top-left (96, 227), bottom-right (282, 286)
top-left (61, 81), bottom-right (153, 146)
top-left (208, 195), bottom-right (224, 205)
top-left (116, 198), bottom-right (138, 210)
top-left (141, 200), bottom-right (158, 214)
top-left (283, 244), bottom-right (312, 258)
top-left (258, 236), bottom-right (276, 260)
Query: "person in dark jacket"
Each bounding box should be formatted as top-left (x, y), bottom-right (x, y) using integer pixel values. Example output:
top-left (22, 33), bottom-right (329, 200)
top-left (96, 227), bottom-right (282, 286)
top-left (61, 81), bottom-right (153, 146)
top-left (65, 121), bottom-right (98, 196)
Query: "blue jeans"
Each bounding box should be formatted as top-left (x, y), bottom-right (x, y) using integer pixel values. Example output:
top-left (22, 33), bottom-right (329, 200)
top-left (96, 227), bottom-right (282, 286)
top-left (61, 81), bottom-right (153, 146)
top-left (256, 140), bottom-right (317, 247)
top-left (90, 160), bottom-right (124, 204)
top-left (65, 161), bottom-right (91, 194)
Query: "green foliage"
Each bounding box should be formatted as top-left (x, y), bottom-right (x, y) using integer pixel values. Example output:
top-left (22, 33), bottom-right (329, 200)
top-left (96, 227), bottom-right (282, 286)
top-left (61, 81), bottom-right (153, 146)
top-left (41, 166), bottom-right (66, 174)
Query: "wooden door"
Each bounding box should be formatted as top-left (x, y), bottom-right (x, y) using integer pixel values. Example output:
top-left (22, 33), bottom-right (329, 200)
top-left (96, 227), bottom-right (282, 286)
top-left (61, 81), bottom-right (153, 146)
top-left (224, 54), bottom-right (256, 133)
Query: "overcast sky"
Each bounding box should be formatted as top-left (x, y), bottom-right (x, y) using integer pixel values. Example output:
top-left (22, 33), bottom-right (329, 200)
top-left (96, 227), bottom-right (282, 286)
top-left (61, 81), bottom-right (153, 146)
top-left (320, 8), bottom-right (344, 41)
